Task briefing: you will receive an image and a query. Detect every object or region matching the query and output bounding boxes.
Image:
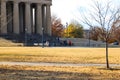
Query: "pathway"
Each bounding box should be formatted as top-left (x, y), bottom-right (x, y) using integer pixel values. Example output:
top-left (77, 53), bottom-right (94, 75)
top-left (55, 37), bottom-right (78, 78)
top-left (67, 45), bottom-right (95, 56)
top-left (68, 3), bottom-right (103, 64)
top-left (0, 62), bottom-right (120, 67)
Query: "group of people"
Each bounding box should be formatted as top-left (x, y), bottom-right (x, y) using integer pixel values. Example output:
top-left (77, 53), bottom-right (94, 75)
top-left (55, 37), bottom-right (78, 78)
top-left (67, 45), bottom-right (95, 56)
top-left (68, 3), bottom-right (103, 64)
top-left (60, 40), bottom-right (73, 46)
top-left (44, 38), bottom-right (73, 47)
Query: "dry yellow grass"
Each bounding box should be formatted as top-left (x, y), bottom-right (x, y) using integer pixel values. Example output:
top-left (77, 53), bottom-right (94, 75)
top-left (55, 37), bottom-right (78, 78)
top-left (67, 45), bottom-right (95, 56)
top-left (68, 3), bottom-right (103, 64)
top-left (0, 65), bottom-right (120, 80)
top-left (0, 38), bottom-right (23, 46)
top-left (0, 47), bottom-right (120, 64)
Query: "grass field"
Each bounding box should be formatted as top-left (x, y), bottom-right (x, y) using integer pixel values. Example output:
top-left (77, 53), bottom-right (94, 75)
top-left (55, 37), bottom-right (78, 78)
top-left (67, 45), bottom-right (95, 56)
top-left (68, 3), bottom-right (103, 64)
top-left (0, 47), bottom-right (120, 80)
top-left (0, 65), bottom-right (120, 80)
top-left (0, 47), bottom-right (120, 64)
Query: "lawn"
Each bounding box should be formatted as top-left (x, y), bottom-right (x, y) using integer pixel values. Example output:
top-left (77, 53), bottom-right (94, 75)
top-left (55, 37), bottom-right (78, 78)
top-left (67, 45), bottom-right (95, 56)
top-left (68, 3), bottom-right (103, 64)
top-left (0, 47), bottom-right (120, 80)
top-left (0, 65), bottom-right (120, 80)
top-left (0, 47), bottom-right (120, 64)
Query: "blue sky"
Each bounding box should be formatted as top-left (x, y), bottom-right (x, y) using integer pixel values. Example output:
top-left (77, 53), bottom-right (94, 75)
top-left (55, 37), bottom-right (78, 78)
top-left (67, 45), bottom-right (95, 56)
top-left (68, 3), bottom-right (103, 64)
top-left (51, 0), bottom-right (120, 29)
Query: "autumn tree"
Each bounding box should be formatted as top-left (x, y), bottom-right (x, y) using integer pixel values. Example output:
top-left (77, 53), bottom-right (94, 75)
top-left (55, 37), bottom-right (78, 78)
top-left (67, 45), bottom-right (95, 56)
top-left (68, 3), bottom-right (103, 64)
top-left (64, 21), bottom-right (84, 38)
top-left (113, 27), bottom-right (120, 44)
top-left (81, 0), bottom-right (120, 69)
top-left (70, 25), bottom-right (84, 38)
top-left (112, 18), bottom-right (120, 44)
top-left (64, 23), bottom-right (75, 37)
top-left (90, 26), bottom-right (101, 41)
top-left (51, 15), bottom-right (64, 37)
top-left (90, 26), bottom-right (116, 43)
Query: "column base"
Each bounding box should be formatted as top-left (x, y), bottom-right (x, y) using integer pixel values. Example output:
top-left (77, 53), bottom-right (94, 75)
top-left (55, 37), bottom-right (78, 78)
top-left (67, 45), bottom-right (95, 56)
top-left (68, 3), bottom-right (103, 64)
top-left (0, 33), bottom-right (55, 46)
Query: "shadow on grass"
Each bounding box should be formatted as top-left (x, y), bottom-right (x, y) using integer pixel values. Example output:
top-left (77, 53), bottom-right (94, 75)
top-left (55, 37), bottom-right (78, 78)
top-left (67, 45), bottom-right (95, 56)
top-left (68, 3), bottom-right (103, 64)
top-left (98, 67), bottom-right (120, 71)
top-left (0, 68), bottom-right (98, 80)
top-left (0, 68), bottom-right (120, 80)
top-left (109, 67), bottom-right (120, 71)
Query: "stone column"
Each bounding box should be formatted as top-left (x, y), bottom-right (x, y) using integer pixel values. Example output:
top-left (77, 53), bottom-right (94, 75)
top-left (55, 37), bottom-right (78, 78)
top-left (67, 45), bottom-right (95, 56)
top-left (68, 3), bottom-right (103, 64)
top-left (36, 3), bottom-right (42, 35)
top-left (25, 2), bottom-right (31, 34)
top-left (31, 7), bottom-right (34, 33)
top-left (0, 0), bottom-right (7, 34)
top-left (13, 2), bottom-right (20, 34)
top-left (42, 5), bottom-right (47, 34)
top-left (7, 3), bottom-right (13, 33)
top-left (19, 4), bottom-right (24, 33)
top-left (46, 4), bottom-right (51, 36)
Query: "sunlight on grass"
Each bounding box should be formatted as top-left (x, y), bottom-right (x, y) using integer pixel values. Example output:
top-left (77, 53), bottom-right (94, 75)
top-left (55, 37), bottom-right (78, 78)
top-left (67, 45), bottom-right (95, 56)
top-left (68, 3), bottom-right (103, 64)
top-left (0, 47), bottom-right (120, 64)
top-left (0, 38), bottom-right (23, 46)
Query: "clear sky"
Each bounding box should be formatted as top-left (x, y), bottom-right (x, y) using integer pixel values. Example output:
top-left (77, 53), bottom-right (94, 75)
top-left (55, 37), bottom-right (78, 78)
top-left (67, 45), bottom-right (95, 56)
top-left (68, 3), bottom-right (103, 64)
top-left (51, 0), bottom-right (120, 29)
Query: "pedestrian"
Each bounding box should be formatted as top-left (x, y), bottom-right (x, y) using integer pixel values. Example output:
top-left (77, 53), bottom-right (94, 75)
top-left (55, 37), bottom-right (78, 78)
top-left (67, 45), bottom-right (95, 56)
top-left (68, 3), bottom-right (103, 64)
top-left (68, 40), bottom-right (72, 46)
top-left (45, 40), bottom-right (49, 47)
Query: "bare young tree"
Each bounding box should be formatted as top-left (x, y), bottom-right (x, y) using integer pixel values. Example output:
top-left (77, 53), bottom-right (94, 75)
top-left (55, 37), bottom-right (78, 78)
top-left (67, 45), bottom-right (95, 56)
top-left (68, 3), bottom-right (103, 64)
top-left (81, 0), bottom-right (120, 69)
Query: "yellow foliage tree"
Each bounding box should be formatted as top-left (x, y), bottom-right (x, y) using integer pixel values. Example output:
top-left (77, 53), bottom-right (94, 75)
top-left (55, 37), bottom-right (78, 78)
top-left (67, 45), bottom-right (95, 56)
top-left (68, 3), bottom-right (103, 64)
top-left (64, 21), bottom-right (83, 38)
top-left (64, 24), bottom-right (75, 37)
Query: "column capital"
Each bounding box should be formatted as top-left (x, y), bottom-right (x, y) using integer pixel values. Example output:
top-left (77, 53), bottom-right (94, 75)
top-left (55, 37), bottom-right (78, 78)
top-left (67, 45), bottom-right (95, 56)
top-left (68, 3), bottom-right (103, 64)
top-left (25, 2), bottom-right (32, 5)
top-left (1, 0), bottom-right (6, 3)
top-left (37, 3), bottom-right (43, 6)
top-left (46, 3), bottom-right (52, 6)
top-left (14, 1), bottom-right (19, 4)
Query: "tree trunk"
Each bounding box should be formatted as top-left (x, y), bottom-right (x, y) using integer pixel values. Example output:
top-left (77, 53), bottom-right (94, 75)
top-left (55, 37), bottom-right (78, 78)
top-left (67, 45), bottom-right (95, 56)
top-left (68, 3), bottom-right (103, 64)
top-left (106, 42), bottom-right (109, 69)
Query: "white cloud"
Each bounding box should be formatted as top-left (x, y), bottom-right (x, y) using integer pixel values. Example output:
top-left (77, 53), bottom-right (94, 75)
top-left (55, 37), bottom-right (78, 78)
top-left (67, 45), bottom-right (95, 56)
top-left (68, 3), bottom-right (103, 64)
top-left (51, 0), bottom-right (91, 23)
top-left (51, 0), bottom-right (120, 29)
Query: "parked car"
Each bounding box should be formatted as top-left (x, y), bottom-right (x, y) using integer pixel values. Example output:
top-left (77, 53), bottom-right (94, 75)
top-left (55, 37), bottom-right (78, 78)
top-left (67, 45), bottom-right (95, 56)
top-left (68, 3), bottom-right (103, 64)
top-left (113, 41), bottom-right (119, 45)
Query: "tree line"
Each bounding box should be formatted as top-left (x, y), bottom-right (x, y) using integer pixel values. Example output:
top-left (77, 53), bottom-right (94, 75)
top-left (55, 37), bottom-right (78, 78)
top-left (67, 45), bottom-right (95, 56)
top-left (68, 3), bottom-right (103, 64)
top-left (51, 15), bottom-right (84, 38)
top-left (51, 14), bottom-right (120, 45)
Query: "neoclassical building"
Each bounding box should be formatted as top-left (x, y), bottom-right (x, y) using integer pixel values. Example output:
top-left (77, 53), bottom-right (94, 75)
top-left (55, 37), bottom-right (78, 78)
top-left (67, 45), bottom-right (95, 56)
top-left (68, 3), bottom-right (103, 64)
top-left (0, 0), bottom-right (52, 36)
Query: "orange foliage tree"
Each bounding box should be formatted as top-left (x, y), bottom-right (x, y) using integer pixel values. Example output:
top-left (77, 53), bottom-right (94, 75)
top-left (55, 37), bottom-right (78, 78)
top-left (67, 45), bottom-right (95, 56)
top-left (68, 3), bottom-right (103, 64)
top-left (51, 15), bottom-right (64, 37)
top-left (112, 19), bottom-right (120, 45)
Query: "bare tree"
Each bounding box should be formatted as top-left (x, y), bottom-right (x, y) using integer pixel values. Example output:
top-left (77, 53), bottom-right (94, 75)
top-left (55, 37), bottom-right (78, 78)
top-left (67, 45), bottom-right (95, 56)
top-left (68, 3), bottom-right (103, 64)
top-left (81, 0), bottom-right (120, 69)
